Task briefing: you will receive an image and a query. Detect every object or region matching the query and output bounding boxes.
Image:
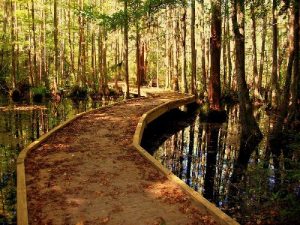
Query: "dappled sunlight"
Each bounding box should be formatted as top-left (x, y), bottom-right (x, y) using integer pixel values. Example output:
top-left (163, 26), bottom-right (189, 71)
top-left (143, 180), bottom-right (189, 205)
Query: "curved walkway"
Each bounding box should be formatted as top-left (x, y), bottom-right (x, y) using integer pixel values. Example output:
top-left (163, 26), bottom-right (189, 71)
top-left (18, 92), bottom-right (238, 225)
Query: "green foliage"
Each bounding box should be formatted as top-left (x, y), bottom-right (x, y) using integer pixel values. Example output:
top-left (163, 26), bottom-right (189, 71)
top-left (81, 0), bottom-right (181, 31)
top-left (143, 0), bottom-right (182, 14)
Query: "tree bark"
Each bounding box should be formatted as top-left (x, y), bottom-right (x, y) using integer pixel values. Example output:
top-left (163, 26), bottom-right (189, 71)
top-left (136, 22), bottom-right (141, 97)
top-left (181, 5), bottom-right (188, 93)
top-left (226, 1), bottom-right (232, 90)
top-left (54, 0), bottom-right (59, 91)
top-left (289, 1), bottom-right (299, 122)
top-left (124, 0), bottom-right (130, 98)
top-left (290, 1), bottom-right (300, 120)
top-left (222, 4), bottom-right (227, 89)
top-left (250, 0), bottom-right (259, 100)
top-left (200, 1), bottom-right (206, 93)
top-left (270, 0), bottom-right (279, 106)
top-left (231, 0), bottom-right (262, 155)
top-left (191, 0), bottom-right (196, 94)
top-left (11, 0), bottom-right (17, 89)
top-left (173, 11), bottom-right (179, 92)
top-left (258, 3), bottom-right (267, 92)
top-left (209, 0), bottom-right (222, 110)
top-left (31, 0), bottom-right (38, 86)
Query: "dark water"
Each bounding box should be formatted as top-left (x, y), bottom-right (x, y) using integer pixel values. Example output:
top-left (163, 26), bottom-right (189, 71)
top-left (0, 96), bottom-right (121, 224)
top-left (142, 105), bottom-right (300, 225)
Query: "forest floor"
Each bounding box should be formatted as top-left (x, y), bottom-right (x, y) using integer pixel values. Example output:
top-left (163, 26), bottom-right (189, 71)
top-left (25, 92), bottom-right (218, 225)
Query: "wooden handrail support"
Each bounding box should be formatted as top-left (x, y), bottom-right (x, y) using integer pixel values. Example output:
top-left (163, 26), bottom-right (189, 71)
top-left (132, 95), bottom-right (240, 225)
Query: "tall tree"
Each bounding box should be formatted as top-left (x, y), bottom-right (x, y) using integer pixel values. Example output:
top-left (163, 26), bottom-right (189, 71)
top-left (172, 10), bottom-right (180, 91)
top-left (200, 0), bottom-right (207, 93)
top-left (225, 0), bottom-right (232, 90)
top-left (136, 21), bottom-right (141, 96)
top-left (250, 0), bottom-right (259, 99)
top-left (230, 0), bottom-right (262, 175)
top-left (124, 0), bottom-right (130, 98)
top-left (289, 0), bottom-right (299, 121)
top-left (10, 0), bottom-right (17, 89)
top-left (191, 0), bottom-right (196, 94)
top-left (181, 3), bottom-right (188, 93)
top-left (208, 0), bottom-right (222, 110)
top-left (258, 0), bottom-right (267, 93)
top-left (53, 0), bottom-right (59, 91)
top-left (270, 0), bottom-right (279, 106)
top-left (31, 0), bottom-right (38, 85)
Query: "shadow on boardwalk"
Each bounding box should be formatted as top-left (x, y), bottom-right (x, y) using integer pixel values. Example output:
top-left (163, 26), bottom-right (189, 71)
top-left (25, 93), bottom-right (218, 225)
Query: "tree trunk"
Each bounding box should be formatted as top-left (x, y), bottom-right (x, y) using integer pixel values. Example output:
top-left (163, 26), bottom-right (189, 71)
top-left (53, 0), bottom-right (59, 92)
top-left (136, 22), bottom-right (141, 97)
top-left (258, 3), bottom-right (267, 92)
top-left (40, 0), bottom-right (47, 87)
top-left (164, 8), bottom-right (173, 90)
top-left (181, 6), bottom-right (188, 93)
top-left (270, 0), bottom-right (279, 106)
top-left (289, 1), bottom-right (299, 122)
top-left (54, 0), bottom-right (59, 91)
top-left (0, 1), bottom-right (8, 70)
top-left (295, 3), bottom-right (300, 118)
top-left (250, 0), bottom-right (260, 100)
top-left (231, 0), bottom-right (262, 160)
top-left (102, 29), bottom-right (107, 86)
top-left (68, 0), bottom-right (75, 82)
top-left (222, 5), bottom-right (227, 90)
top-left (226, 1), bottom-right (232, 90)
top-left (173, 11), bottom-right (179, 92)
top-left (191, 0), bottom-right (196, 94)
top-left (98, 26), bottom-right (103, 92)
top-left (200, 1), bottom-right (206, 93)
top-left (208, 0), bottom-right (222, 110)
top-left (27, 3), bottom-right (34, 87)
top-left (91, 27), bottom-right (97, 91)
top-left (31, 0), bottom-right (38, 86)
top-left (11, 0), bottom-right (17, 89)
top-left (124, 0), bottom-right (130, 98)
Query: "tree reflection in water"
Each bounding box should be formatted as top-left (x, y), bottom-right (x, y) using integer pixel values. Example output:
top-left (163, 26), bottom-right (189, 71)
top-left (142, 104), bottom-right (300, 225)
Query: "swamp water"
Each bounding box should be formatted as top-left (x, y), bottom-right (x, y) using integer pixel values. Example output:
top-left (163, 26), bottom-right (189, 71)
top-left (0, 96), bottom-right (121, 224)
top-left (142, 105), bottom-right (300, 225)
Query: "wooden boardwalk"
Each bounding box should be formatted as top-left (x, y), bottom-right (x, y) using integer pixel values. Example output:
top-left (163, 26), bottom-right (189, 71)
top-left (18, 92), bottom-right (239, 225)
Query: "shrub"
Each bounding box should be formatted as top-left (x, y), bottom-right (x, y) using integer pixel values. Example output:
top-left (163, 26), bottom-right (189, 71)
top-left (32, 86), bottom-right (47, 103)
top-left (69, 85), bottom-right (88, 99)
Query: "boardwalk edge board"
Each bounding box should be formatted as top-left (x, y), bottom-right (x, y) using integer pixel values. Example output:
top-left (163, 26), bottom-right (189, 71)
top-left (132, 96), bottom-right (240, 225)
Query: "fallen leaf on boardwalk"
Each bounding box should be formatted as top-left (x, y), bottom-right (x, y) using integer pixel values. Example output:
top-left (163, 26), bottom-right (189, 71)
top-left (99, 216), bottom-right (110, 224)
top-left (111, 204), bottom-right (124, 213)
top-left (147, 217), bottom-right (166, 225)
